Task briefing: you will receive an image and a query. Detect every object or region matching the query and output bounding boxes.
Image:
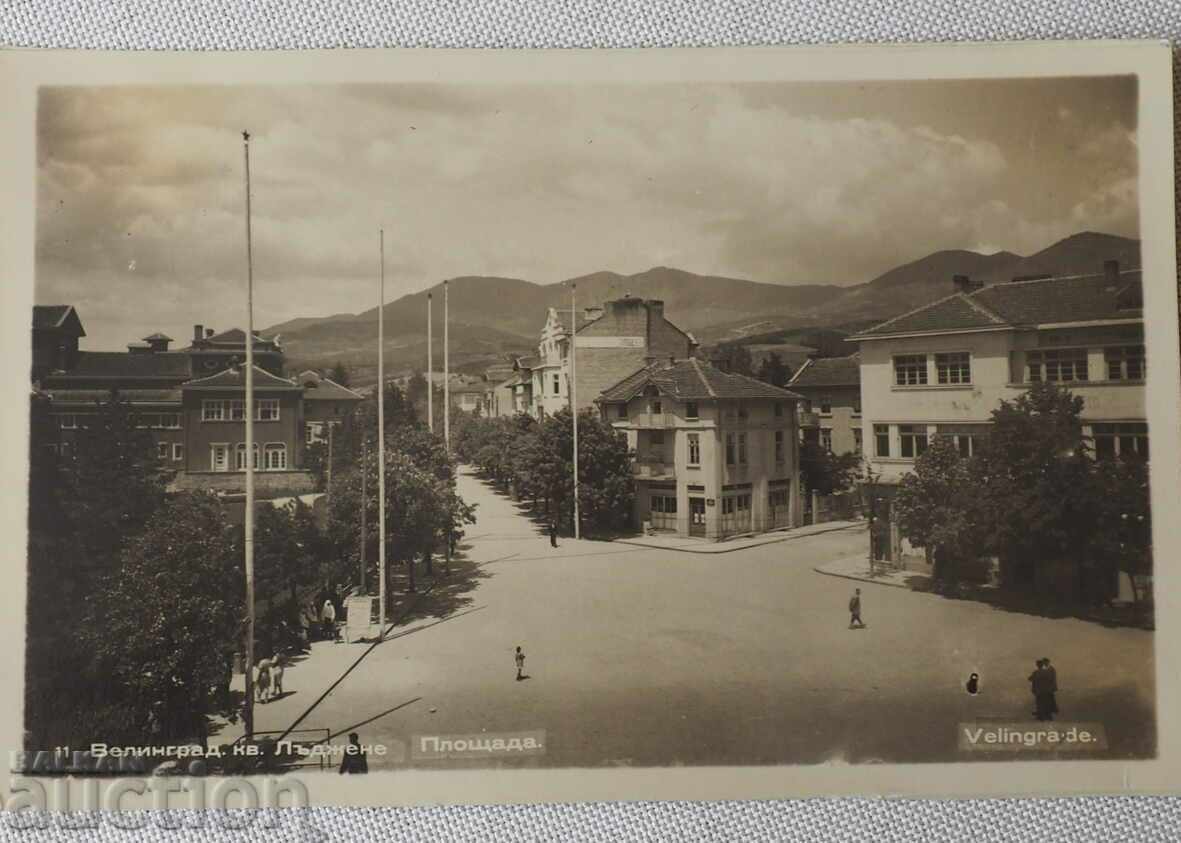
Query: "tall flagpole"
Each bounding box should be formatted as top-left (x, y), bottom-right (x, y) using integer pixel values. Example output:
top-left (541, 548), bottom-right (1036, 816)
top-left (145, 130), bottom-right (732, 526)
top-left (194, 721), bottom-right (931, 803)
top-left (571, 282), bottom-right (580, 540)
top-left (241, 130), bottom-right (256, 739)
top-left (359, 438), bottom-right (367, 592)
top-left (427, 293), bottom-right (434, 433)
top-left (378, 230), bottom-right (387, 635)
top-left (443, 280), bottom-right (450, 452)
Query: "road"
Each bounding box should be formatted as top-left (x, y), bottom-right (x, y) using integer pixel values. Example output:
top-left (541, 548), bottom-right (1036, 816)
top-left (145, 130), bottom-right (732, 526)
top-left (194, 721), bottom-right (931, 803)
top-left (236, 467), bottom-right (1155, 769)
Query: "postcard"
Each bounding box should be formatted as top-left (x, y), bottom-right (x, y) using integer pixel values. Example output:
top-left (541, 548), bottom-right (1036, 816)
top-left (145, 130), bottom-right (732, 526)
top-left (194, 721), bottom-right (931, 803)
top-left (0, 41), bottom-right (1177, 817)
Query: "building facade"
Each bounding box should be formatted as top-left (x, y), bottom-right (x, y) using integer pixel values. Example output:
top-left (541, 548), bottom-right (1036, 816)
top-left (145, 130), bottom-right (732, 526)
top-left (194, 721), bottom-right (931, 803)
top-left (298, 370), bottom-right (365, 444)
top-left (850, 260), bottom-right (1145, 561)
top-left (598, 358), bottom-right (803, 540)
top-left (786, 354), bottom-right (862, 455)
top-left (528, 296), bottom-right (697, 420)
top-left (32, 309), bottom-right (349, 495)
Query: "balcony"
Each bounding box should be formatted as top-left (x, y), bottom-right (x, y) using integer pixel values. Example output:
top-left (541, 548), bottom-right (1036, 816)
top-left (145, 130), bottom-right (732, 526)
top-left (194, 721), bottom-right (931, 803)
top-left (799, 411), bottom-right (820, 427)
top-left (633, 454), bottom-right (675, 480)
top-left (630, 412), bottom-right (674, 429)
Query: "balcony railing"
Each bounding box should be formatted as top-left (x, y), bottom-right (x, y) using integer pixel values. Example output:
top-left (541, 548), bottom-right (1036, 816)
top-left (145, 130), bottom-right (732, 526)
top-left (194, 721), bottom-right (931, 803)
top-left (633, 454), bottom-right (675, 479)
top-left (630, 413), bottom-right (673, 428)
top-left (799, 411), bottom-right (820, 427)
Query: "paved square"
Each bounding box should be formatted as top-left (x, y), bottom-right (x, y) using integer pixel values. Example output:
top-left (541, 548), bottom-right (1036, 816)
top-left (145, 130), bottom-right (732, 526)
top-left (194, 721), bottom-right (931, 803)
top-left (232, 469), bottom-right (1154, 769)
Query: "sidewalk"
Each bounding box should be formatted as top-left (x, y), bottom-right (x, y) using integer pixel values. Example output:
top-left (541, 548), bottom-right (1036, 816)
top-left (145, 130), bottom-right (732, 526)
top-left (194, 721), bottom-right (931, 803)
top-left (613, 519), bottom-right (865, 554)
top-left (814, 553), bottom-right (931, 589)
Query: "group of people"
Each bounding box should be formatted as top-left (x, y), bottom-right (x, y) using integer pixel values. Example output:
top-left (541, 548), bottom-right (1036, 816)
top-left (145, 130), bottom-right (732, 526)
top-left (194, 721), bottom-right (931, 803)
top-left (1029, 657), bottom-right (1060, 721)
top-left (253, 655), bottom-right (286, 704)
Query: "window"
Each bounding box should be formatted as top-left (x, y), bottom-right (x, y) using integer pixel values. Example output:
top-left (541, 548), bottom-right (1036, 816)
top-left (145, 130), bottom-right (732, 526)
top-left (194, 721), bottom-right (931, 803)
top-left (265, 443), bottom-right (288, 470)
top-left (874, 424), bottom-right (890, 457)
top-left (652, 399), bottom-right (663, 416)
top-left (894, 354), bottom-right (928, 386)
top-left (725, 433), bottom-right (736, 465)
top-left (688, 433), bottom-right (701, 466)
top-left (1092, 423), bottom-right (1149, 460)
top-left (203, 400), bottom-right (228, 421)
top-left (159, 413), bottom-right (181, 429)
top-left (552, 374), bottom-right (560, 395)
top-left (737, 403), bottom-right (748, 420)
top-left (1106, 346), bottom-right (1146, 381)
top-left (774, 430), bottom-right (785, 462)
top-left (173, 443), bottom-right (184, 461)
top-left (1027, 348), bottom-right (1089, 383)
top-left (773, 402), bottom-right (783, 418)
top-left (230, 400), bottom-right (246, 421)
top-left (853, 398), bottom-right (862, 415)
top-left (157, 442), bottom-right (169, 459)
top-left (235, 442), bottom-right (260, 470)
top-left (59, 414), bottom-right (77, 430)
top-left (853, 428), bottom-right (863, 454)
top-left (210, 443), bottom-right (229, 472)
top-left (617, 403), bottom-right (627, 419)
top-left (820, 429), bottom-right (833, 452)
top-left (650, 430), bottom-right (665, 446)
top-left (686, 401), bottom-right (699, 420)
top-left (737, 433), bottom-right (748, 464)
top-left (257, 399), bottom-right (279, 421)
top-left (899, 424), bottom-right (929, 459)
top-left (819, 400), bottom-right (832, 415)
top-left (769, 489), bottom-right (789, 508)
top-left (935, 352), bottom-right (971, 385)
top-left (134, 414), bottom-right (158, 429)
top-left (651, 495), bottom-right (678, 514)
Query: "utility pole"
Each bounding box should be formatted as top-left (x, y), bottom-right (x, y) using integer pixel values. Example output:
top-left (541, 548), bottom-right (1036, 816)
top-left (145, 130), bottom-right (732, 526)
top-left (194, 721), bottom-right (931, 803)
top-left (241, 129), bottom-right (256, 740)
top-left (378, 230), bottom-right (387, 636)
top-left (359, 438), bottom-right (367, 592)
top-left (443, 280), bottom-right (450, 453)
top-left (571, 282), bottom-right (580, 540)
top-left (427, 292), bottom-right (434, 434)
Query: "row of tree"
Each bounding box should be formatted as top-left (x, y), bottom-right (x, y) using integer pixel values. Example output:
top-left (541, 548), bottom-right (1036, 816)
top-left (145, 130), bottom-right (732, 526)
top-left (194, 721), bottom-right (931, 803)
top-left (893, 382), bottom-right (1151, 602)
top-left (452, 407), bottom-right (635, 535)
top-left (25, 377), bottom-right (471, 751)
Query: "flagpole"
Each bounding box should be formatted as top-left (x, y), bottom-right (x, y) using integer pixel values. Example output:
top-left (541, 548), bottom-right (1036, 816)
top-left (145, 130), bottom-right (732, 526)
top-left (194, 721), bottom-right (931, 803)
top-left (443, 280), bottom-right (450, 453)
top-left (427, 293), bottom-right (434, 433)
top-left (241, 129), bottom-right (256, 739)
top-left (359, 438), bottom-right (367, 593)
top-left (571, 282), bottom-right (580, 540)
top-left (378, 229), bottom-right (387, 636)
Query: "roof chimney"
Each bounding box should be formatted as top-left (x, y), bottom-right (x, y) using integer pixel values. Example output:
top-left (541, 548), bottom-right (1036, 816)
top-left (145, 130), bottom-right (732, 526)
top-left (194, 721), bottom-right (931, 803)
top-left (194, 324), bottom-right (204, 342)
top-left (206, 328), bottom-right (215, 339)
top-left (645, 299), bottom-right (665, 318)
top-left (1104, 259), bottom-right (1120, 287)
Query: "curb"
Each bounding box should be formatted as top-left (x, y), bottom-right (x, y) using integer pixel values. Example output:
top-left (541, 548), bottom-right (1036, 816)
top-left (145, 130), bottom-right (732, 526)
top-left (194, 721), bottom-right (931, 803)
top-left (811, 564), bottom-right (916, 590)
top-left (612, 521), bottom-right (866, 555)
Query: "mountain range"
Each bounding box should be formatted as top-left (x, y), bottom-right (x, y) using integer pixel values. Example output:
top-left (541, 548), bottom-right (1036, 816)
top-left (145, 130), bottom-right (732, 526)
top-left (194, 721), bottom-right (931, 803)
top-left (268, 231), bottom-right (1141, 381)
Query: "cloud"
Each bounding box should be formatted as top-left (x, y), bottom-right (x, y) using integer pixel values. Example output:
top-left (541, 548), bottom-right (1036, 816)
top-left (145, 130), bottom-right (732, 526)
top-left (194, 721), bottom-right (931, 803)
top-left (34, 79), bottom-right (1139, 349)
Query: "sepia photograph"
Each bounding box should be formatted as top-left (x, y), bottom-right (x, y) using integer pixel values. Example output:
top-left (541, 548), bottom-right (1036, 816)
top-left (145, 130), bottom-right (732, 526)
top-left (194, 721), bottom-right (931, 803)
top-left (1, 43), bottom-right (1178, 805)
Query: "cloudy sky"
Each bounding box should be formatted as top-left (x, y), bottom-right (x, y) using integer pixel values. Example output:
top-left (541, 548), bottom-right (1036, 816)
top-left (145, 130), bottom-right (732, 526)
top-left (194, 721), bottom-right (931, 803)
top-left (36, 76), bottom-right (1138, 350)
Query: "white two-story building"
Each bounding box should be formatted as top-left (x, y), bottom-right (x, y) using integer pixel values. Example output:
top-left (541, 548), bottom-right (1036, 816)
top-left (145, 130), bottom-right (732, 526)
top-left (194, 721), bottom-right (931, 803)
top-left (849, 259), bottom-right (1145, 563)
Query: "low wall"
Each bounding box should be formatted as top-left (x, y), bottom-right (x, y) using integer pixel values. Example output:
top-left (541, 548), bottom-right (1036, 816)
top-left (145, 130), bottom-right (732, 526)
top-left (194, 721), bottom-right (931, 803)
top-left (168, 470), bottom-right (318, 497)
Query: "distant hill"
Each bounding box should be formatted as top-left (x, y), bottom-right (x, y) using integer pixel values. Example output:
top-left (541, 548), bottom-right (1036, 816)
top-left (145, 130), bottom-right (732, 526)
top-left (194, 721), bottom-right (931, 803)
top-left (266, 231), bottom-right (1140, 377)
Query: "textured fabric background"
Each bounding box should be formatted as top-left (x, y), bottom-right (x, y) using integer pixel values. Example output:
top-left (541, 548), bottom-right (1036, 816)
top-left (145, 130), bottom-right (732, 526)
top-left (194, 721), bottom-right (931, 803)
top-left (2, 1), bottom-right (1180, 840)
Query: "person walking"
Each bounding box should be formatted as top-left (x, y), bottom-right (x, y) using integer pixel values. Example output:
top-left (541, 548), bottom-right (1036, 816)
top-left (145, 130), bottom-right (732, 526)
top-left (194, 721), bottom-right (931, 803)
top-left (848, 588), bottom-right (866, 629)
top-left (1028, 659), bottom-right (1058, 721)
top-left (548, 520), bottom-right (558, 548)
top-left (321, 598), bottom-right (337, 641)
top-left (515, 645), bottom-right (526, 681)
top-left (270, 655), bottom-right (285, 701)
top-left (1043, 657), bottom-right (1059, 720)
top-left (339, 732), bottom-right (369, 774)
top-left (255, 662), bottom-right (271, 704)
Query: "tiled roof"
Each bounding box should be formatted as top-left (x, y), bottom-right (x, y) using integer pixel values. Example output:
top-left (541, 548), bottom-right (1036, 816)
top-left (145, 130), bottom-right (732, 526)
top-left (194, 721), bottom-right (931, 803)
top-left (515, 356), bottom-right (539, 370)
top-left (856, 270), bottom-right (1142, 338)
top-left (598, 358), bottom-right (803, 403)
top-left (33, 305), bottom-right (75, 330)
top-left (788, 354), bottom-right (861, 388)
top-left (142, 332), bottom-right (174, 341)
top-left (187, 328), bottom-right (278, 348)
top-left (45, 388), bottom-right (183, 405)
top-left (302, 377), bottom-right (364, 401)
top-left (54, 351), bottom-right (193, 379)
top-left (182, 364), bottom-right (301, 391)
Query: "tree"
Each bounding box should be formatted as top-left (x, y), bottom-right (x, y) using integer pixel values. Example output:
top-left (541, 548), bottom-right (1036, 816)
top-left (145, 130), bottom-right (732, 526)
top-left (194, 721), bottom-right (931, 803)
top-left (971, 381), bottom-right (1093, 590)
top-left (799, 441), bottom-right (861, 495)
top-left (710, 343), bottom-right (754, 377)
top-left (85, 493), bottom-right (243, 747)
top-left (329, 361), bottom-right (351, 387)
top-left (756, 351), bottom-right (792, 388)
top-left (894, 437), bottom-right (988, 581)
